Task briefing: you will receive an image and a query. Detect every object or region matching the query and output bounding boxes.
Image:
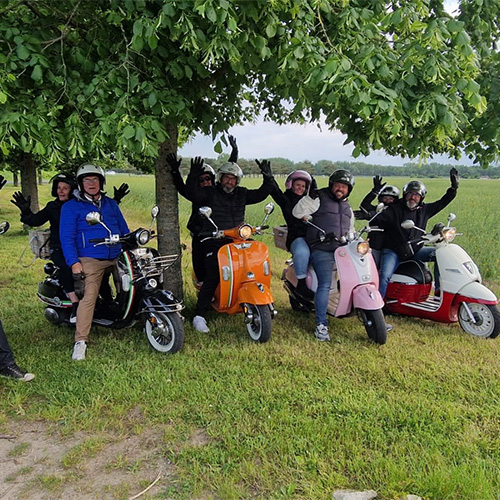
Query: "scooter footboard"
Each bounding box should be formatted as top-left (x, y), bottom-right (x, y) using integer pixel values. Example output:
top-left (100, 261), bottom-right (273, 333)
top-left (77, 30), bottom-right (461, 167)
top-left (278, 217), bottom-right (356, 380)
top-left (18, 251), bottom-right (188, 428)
top-left (237, 283), bottom-right (274, 306)
top-left (352, 284), bottom-right (385, 311)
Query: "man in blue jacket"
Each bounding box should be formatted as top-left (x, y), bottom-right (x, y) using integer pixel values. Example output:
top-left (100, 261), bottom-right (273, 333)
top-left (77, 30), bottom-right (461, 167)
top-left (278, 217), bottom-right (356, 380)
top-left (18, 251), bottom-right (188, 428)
top-left (60, 164), bottom-right (129, 361)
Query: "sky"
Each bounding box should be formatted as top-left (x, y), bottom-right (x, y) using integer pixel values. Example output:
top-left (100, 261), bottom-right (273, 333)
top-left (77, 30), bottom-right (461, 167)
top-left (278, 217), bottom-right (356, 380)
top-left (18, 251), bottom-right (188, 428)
top-left (179, 1), bottom-right (474, 167)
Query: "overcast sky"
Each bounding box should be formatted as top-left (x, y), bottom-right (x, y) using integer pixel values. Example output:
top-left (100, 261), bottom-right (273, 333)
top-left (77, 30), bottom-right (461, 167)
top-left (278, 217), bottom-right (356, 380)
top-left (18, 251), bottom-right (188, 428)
top-left (179, 1), bottom-right (471, 167)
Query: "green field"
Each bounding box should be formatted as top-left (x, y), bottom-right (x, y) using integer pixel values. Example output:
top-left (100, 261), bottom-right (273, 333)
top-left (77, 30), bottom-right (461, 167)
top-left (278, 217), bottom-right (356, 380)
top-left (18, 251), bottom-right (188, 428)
top-left (1, 174), bottom-right (499, 500)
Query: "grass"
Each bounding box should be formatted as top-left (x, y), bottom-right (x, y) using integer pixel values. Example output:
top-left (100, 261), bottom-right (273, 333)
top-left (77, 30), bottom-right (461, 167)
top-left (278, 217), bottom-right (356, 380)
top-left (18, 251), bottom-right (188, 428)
top-left (1, 173), bottom-right (500, 499)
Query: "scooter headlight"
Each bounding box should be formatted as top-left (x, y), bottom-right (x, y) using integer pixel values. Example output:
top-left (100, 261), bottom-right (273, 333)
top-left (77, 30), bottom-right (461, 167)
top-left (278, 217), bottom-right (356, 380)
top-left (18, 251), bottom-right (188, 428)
top-left (357, 241), bottom-right (370, 256)
top-left (136, 229), bottom-right (151, 245)
top-left (238, 224), bottom-right (253, 240)
top-left (443, 227), bottom-right (456, 242)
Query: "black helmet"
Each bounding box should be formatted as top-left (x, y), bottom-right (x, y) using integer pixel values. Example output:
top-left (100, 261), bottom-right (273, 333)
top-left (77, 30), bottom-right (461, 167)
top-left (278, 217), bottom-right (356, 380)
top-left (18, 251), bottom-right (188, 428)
top-left (328, 169), bottom-right (355, 197)
top-left (403, 180), bottom-right (426, 203)
top-left (50, 173), bottom-right (77, 197)
top-left (378, 185), bottom-right (400, 203)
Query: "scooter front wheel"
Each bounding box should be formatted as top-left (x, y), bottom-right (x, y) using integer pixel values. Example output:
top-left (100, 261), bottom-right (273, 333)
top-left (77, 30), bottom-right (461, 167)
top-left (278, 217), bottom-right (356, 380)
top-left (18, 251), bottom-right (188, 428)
top-left (358, 309), bottom-right (387, 345)
top-left (458, 303), bottom-right (500, 339)
top-left (144, 311), bottom-right (185, 353)
top-left (246, 304), bottom-right (272, 343)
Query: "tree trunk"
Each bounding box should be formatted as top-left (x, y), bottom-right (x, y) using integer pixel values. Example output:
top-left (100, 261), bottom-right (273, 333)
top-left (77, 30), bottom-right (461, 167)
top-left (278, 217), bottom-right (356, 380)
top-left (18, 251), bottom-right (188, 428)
top-left (20, 153), bottom-right (39, 213)
top-left (155, 123), bottom-right (183, 299)
top-left (38, 171), bottom-right (43, 185)
top-left (13, 172), bottom-right (19, 187)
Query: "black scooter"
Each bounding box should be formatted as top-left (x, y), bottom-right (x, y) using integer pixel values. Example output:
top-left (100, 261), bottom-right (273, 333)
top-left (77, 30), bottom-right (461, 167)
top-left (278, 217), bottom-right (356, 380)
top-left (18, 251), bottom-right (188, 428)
top-left (37, 207), bottom-right (185, 354)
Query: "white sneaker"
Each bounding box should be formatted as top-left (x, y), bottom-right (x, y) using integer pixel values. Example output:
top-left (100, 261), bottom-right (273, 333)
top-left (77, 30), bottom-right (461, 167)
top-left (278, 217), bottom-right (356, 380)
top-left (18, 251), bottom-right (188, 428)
top-left (193, 315), bottom-right (209, 333)
top-left (314, 324), bottom-right (330, 341)
top-left (72, 341), bottom-right (87, 361)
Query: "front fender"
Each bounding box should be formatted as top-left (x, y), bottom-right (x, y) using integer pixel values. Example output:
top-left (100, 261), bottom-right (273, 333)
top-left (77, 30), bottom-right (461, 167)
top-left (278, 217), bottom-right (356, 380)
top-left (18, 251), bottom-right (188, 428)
top-left (453, 282), bottom-right (498, 305)
top-left (141, 289), bottom-right (184, 313)
top-left (352, 284), bottom-right (385, 311)
top-left (237, 283), bottom-right (274, 306)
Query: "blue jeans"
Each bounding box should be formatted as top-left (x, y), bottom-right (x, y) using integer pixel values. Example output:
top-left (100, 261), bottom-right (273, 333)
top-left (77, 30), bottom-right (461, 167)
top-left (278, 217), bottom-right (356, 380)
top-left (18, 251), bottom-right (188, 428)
top-left (310, 250), bottom-right (336, 326)
top-left (290, 237), bottom-right (310, 279)
top-left (379, 247), bottom-right (438, 298)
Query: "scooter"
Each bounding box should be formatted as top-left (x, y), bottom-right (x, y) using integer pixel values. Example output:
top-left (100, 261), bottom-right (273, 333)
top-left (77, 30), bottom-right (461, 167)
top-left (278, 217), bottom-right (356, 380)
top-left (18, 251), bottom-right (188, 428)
top-left (195, 203), bottom-right (277, 343)
top-left (385, 213), bottom-right (500, 339)
top-left (281, 218), bottom-right (387, 344)
top-left (37, 207), bottom-right (185, 353)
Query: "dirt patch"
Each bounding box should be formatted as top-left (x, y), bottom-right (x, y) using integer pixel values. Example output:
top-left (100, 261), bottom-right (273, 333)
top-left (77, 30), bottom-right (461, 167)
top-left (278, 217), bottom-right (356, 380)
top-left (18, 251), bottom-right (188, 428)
top-left (0, 419), bottom-right (175, 500)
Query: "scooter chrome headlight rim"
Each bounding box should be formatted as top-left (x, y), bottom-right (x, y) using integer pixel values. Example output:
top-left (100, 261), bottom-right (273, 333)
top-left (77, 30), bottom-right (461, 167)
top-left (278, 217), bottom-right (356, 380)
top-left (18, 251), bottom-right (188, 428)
top-left (136, 229), bottom-right (151, 245)
top-left (443, 227), bottom-right (456, 242)
top-left (238, 224), bottom-right (253, 240)
top-left (357, 241), bottom-right (370, 256)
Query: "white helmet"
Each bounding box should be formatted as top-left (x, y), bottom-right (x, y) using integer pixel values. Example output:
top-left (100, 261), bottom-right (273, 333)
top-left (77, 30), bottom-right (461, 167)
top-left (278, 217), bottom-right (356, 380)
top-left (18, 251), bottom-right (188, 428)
top-left (217, 162), bottom-right (243, 186)
top-left (77, 163), bottom-right (106, 192)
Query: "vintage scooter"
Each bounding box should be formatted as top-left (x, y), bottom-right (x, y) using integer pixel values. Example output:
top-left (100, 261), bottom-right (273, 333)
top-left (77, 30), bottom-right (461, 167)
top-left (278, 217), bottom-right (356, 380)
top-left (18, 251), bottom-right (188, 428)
top-left (385, 214), bottom-right (500, 339)
top-left (195, 203), bottom-right (277, 343)
top-left (37, 207), bottom-right (185, 353)
top-left (281, 218), bottom-right (387, 344)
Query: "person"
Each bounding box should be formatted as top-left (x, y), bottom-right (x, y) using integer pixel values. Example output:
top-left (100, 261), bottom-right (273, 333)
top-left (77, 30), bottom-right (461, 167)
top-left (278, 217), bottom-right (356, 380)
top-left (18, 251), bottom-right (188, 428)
top-left (184, 157), bottom-right (275, 333)
top-left (167, 135), bottom-right (239, 283)
top-left (60, 163), bottom-right (129, 361)
top-left (292, 169), bottom-right (355, 341)
top-left (11, 175), bottom-right (129, 322)
top-left (0, 175), bottom-right (34, 381)
top-left (373, 168), bottom-right (459, 298)
top-left (353, 175), bottom-right (400, 267)
top-left (271, 170), bottom-right (316, 300)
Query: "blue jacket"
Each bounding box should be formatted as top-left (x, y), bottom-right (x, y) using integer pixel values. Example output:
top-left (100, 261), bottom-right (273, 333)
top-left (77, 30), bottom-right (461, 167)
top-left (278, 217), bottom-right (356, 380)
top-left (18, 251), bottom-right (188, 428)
top-left (60, 194), bottom-right (129, 267)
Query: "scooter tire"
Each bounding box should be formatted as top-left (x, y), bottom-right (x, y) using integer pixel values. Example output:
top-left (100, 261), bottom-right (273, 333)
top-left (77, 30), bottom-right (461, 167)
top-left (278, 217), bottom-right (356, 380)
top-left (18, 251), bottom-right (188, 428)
top-left (144, 311), bottom-right (185, 353)
top-left (458, 303), bottom-right (500, 339)
top-left (246, 304), bottom-right (272, 343)
top-left (359, 308), bottom-right (387, 345)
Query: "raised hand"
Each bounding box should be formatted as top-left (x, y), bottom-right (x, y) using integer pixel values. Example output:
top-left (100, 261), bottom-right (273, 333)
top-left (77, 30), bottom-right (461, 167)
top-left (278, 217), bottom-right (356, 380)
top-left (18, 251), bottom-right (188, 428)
top-left (11, 191), bottom-right (31, 214)
top-left (450, 167), bottom-right (459, 189)
top-left (113, 183), bottom-right (130, 204)
top-left (309, 176), bottom-right (318, 199)
top-left (255, 159), bottom-right (273, 179)
top-left (191, 156), bottom-right (204, 175)
top-left (0, 175), bottom-right (6, 191)
top-left (372, 175), bottom-right (386, 193)
top-left (166, 153), bottom-right (181, 174)
top-left (228, 135), bottom-right (238, 163)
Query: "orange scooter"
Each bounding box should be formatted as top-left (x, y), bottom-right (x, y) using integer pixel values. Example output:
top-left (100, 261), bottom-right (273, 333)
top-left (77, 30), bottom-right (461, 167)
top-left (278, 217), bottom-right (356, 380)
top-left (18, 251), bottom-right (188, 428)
top-left (195, 203), bottom-right (277, 343)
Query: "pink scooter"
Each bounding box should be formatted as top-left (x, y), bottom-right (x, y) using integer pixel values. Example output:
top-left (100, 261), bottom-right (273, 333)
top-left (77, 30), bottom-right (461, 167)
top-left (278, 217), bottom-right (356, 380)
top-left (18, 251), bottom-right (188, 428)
top-left (281, 220), bottom-right (387, 344)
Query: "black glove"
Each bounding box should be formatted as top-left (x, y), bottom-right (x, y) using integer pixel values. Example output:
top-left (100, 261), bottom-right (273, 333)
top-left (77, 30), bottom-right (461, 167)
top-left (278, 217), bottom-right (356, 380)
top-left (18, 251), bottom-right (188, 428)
top-left (166, 153), bottom-right (181, 174)
top-left (450, 167), bottom-right (459, 189)
top-left (353, 209), bottom-right (368, 220)
top-left (372, 175), bottom-right (386, 193)
top-left (191, 156), bottom-right (204, 176)
top-left (72, 272), bottom-right (86, 299)
top-left (11, 191), bottom-right (31, 214)
top-left (309, 176), bottom-right (319, 199)
top-left (113, 183), bottom-right (130, 204)
top-left (0, 175), bottom-right (6, 191)
top-left (255, 159), bottom-right (273, 179)
top-left (228, 135), bottom-right (238, 163)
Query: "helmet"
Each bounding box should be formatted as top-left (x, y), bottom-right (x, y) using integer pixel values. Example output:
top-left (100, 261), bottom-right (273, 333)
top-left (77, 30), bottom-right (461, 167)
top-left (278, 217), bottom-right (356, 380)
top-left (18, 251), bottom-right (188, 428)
top-left (50, 173), bottom-right (76, 197)
top-left (378, 185), bottom-right (400, 203)
top-left (403, 180), bottom-right (426, 203)
top-left (77, 163), bottom-right (106, 192)
top-left (217, 162), bottom-right (243, 186)
top-left (199, 163), bottom-right (216, 183)
top-left (285, 170), bottom-right (312, 191)
top-left (328, 169), bottom-right (355, 197)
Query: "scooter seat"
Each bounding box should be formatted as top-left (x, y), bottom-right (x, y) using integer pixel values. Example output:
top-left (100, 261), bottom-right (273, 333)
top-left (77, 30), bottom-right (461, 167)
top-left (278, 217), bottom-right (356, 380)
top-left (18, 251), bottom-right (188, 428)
top-left (391, 259), bottom-right (432, 285)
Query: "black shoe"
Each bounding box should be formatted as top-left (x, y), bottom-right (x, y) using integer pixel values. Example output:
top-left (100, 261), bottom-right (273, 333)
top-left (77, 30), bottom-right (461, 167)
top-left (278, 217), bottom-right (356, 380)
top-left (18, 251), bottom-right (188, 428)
top-left (296, 281), bottom-right (315, 302)
top-left (0, 363), bottom-right (35, 381)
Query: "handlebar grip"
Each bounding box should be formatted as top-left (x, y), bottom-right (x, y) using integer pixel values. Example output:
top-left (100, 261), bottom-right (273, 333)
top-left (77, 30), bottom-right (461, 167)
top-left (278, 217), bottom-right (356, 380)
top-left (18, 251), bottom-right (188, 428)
top-left (261, 225), bottom-right (269, 230)
top-left (89, 238), bottom-right (105, 243)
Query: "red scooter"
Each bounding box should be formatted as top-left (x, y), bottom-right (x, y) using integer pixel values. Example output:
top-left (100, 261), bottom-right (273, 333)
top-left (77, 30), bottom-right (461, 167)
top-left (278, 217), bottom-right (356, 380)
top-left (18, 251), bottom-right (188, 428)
top-left (385, 214), bottom-right (500, 339)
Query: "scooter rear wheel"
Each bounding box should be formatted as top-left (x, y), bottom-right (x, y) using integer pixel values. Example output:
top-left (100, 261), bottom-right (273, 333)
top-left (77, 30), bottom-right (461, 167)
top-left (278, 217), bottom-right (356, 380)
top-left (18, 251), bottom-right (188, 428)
top-left (458, 303), bottom-right (500, 339)
top-left (144, 311), bottom-right (185, 353)
top-left (359, 309), bottom-right (387, 345)
top-left (246, 304), bottom-right (272, 343)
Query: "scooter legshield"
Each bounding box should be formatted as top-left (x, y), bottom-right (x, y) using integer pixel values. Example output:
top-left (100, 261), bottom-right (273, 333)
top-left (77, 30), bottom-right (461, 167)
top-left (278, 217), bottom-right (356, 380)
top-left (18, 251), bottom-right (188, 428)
top-left (352, 284), bottom-right (385, 311)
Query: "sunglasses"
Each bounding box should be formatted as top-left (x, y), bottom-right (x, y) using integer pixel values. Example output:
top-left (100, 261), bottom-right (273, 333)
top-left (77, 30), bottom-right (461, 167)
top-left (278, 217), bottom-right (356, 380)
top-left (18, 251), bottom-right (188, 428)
top-left (198, 176), bottom-right (212, 183)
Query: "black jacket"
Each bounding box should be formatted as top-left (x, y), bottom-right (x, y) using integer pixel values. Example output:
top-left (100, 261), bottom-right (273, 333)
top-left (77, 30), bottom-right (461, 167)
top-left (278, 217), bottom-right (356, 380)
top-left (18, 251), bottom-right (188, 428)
top-left (20, 199), bottom-right (65, 249)
top-left (371, 187), bottom-right (457, 260)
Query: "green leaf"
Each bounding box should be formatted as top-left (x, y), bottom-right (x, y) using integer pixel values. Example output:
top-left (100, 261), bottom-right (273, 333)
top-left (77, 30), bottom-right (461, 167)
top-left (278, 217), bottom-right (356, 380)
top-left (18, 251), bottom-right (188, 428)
top-left (206, 6), bottom-right (217, 23)
top-left (0, 91), bottom-right (7, 104)
top-left (266, 24), bottom-right (276, 38)
top-left (123, 125), bottom-right (135, 139)
top-left (31, 65), bottom-right (43, 81)
top-left (133, 20), bottom-right (143, 36)
top-left (132, 36), bottom-right (144, 52)
top-left (148, 34), bottom-right (158, 50)
top-left (94, 108), bottom-right (103, 117)
top-left (16, 44), bottom-right (29, 60)
top-left (294, 47), bottom-right (304, 59)
top-left (148, 92), bottom-right (157, 107)
top-left (214, 141), bottom-right (223, 154)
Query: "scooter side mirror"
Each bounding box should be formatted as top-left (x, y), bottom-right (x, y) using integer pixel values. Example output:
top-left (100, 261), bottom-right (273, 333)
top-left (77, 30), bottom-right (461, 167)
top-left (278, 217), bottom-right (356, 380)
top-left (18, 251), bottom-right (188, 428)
top-left (0, 221), bottom-right (10, 235)
top-left (302, 215), bottom-right (313, 222)
top-left (86, 211), bottom-right (102, 225)
top-left (448, 213), bottom-right (456, 223)
top-left (376, 203), bottom-right (385, 213)
top-left (199, 206), bottom-right (212, 219)
top-left (264, 202), bottom-right (274, 215)
top-left (401, 219), bottom-right (415, 230)
top-left (151, 206), bottom-right (159, 218)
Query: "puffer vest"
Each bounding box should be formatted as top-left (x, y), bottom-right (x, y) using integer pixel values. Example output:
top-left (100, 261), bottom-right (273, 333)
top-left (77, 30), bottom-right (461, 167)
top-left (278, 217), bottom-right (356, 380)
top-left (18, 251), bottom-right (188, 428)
top-left (306, 189), bottom-right (352, 252)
